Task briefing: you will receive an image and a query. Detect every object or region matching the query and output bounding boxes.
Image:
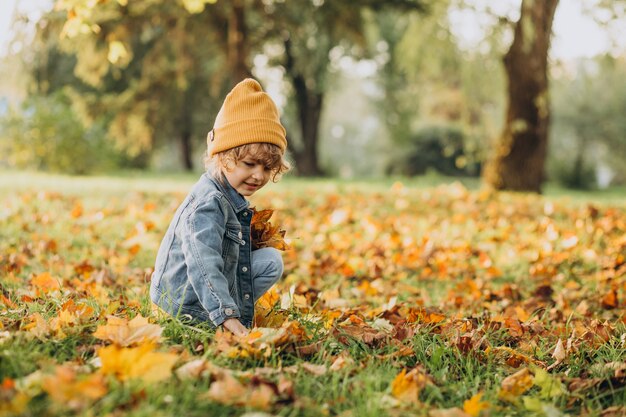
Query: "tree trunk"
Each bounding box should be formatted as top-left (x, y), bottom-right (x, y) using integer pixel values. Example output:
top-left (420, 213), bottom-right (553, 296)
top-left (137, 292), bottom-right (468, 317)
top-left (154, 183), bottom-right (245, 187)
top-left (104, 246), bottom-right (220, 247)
top-left (483, 0), bottom-right (559, 193)
top-left (283, 36), bottom-right (324, 176)
top-left (228, 0), bottom-right (251, 83)
top-left (179, 130), bottom-right (193, 171)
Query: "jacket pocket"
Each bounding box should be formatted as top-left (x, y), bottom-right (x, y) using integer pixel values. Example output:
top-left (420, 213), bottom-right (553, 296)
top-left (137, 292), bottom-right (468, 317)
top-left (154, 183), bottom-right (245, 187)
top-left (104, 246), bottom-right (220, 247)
top-left (225, 228), bottom-right (245, 246)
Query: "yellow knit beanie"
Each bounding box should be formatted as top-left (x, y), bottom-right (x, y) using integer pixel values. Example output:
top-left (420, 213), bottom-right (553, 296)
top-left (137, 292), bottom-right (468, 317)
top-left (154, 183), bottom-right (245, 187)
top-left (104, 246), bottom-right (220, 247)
top-left (207, 78), bottom-right (287, 156)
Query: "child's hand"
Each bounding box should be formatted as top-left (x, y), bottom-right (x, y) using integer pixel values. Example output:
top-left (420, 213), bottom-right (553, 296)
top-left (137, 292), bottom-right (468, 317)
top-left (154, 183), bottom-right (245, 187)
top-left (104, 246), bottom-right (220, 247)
top-left (222, 318), bottom-right (249, 337)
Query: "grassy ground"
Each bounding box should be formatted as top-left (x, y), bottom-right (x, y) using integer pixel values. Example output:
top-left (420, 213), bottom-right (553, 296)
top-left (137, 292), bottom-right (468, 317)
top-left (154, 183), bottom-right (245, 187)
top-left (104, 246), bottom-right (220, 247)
top-left (0, 170), bottom-right (625, 417)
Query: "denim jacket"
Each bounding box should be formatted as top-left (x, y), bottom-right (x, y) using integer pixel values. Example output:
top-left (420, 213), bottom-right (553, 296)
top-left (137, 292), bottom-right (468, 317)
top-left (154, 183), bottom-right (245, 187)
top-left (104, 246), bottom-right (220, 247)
top-left (150, 173), bottom-right (255, 327)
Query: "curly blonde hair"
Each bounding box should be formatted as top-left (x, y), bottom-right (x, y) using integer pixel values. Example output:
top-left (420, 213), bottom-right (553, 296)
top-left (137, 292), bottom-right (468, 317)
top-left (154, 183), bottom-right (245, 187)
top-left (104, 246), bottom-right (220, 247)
top-left (205, 143), bottom-right (291, 182)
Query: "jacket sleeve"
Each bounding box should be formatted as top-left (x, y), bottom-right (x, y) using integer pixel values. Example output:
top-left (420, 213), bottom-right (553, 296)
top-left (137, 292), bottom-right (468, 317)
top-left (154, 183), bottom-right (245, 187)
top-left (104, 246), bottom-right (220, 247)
top-left (181, 196), bottom-right (240, 327)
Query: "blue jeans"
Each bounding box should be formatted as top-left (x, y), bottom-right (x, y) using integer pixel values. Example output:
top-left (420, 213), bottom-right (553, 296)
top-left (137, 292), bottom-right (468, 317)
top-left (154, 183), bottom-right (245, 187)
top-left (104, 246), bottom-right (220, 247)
top-left (251, 247), bottom-right (284, 302)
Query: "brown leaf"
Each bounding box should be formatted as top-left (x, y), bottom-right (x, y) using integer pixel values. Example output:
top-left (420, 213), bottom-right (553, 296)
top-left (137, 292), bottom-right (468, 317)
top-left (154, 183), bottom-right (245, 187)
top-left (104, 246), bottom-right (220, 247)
top-left (250, 207), bottom-right (290, 251)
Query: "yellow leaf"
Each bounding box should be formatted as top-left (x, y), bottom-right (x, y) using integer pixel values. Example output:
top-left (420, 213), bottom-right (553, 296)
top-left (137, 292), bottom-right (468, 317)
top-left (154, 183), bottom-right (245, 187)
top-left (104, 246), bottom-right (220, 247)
top-left (93, 315), bottom-right (163, 347)
top-left (98, 343), bottom-right (178, 382)
top-left (498, 367), bottom-right (534, 402)
top-left (462, 392), bottom-right (489, 416)
top-left (391, 367), bottom-right (432, 402)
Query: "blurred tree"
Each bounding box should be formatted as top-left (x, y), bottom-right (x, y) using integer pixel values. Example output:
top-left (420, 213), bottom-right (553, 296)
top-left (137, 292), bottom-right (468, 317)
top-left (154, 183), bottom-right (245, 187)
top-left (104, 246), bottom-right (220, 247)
top-left (376, 0), bottom-right (504, 176)
top-left (259, 0), bottom-right (428, 176)
top-left (550, 55), bottom-right (626, 187)
top-left (53, 0), bottom-right (245, 171)
top-left (0, 92), bottom-right (112, 174)
top-left (483, 0), bottom-right (559, 193)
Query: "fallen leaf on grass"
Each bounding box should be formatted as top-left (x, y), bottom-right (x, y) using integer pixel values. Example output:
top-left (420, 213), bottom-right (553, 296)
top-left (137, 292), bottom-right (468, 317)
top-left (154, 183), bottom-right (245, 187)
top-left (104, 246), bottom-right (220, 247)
top-left (22, 313), bottom-right (50, 338)
top-left (332, 323), bottom-right (389, 347)
top-left (486, 346), bottom-right (545, 368)
top-left (93, 315), bottom-right (163, 346)
top-left (206, 372), bottom-right (275, 410)
top-left (391, 366), bottom-right (433, 403)
top-left (330, 352), bottom-right (355, 371)
top-left (41, 365), bottom-right (107, 410)
top-left (29, 272), bottom-right (61, 295)
top-left (462, 392), bottom-right (489, 416)
top-left (533, 368), bottom-right (567, 399)
top-left (175, 359), bottom-right (229, 380)
top-left (98, 343), bottom-right (178, 382)
top-left (600, 406), bottom-right (626, 417)
top-left (429, 408), bottom-right (471, 417)
top-left (299, 362), bottom-right (327, 376)
top-left (547, 338), bottom-right (567, 370)
top-left (215, 321), bottom-right (309, 358)
top-left (498, 367), bottom-right (534, 402)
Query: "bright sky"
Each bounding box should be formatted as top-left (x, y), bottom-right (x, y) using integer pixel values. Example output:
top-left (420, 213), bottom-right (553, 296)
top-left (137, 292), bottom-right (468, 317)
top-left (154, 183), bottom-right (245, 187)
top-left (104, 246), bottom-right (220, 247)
top-left (0, 0), bottom-right (624, 60)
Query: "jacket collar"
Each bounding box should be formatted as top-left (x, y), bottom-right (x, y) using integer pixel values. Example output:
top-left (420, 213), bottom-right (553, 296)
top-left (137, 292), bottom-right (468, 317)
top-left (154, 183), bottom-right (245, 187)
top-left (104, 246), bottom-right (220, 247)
top-left (206, 173), bottom-right (250, 213)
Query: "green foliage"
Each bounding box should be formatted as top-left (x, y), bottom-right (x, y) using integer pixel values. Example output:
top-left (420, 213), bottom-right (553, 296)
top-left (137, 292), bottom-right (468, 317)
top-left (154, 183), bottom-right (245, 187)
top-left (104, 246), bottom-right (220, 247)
top-left (387, 124), bottom-right (481, 176)
top-left (549, 55), bottom-right (626, 188)
top-left (0, 92), bottom-right (116, 174)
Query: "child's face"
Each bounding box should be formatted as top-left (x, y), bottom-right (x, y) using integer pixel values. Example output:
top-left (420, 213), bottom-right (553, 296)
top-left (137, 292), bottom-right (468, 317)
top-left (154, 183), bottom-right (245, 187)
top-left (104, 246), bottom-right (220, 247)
top-left (223, 154), bottom-right (271, 197)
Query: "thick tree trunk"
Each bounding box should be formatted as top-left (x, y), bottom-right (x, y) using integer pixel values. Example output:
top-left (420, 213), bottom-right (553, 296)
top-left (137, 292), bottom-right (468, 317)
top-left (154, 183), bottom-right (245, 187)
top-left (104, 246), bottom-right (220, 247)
top-left (283, 37), bottom-right (324, 176)
top-left (484, 0), bottom-right (559, 193)
top-left (292, 75), bottom-right (324, 176)
top-left (228, 0), bottom-right (251, 82)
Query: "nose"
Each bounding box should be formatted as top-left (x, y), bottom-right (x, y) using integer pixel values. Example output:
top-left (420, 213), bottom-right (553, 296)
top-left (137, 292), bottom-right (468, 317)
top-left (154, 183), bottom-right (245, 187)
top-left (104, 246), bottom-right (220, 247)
top-left (251, 165), bottom-right (265, 180)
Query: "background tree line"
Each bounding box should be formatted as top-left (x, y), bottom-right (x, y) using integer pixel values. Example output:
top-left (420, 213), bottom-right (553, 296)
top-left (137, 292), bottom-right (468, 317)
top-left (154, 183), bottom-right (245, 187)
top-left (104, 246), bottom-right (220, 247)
top-left (0, 0), bottom-right (624, 191)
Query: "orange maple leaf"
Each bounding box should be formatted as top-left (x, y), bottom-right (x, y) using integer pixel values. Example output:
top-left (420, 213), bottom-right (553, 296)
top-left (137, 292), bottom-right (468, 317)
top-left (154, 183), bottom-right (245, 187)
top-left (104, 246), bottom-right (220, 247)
top-left (250, 207), bottom-right (290, 251)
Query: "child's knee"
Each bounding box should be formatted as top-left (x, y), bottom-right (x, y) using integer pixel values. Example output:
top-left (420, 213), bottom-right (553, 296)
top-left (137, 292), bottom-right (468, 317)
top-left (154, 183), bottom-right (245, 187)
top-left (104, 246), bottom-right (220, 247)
top-left (253, 247), bottom-right (284, 278)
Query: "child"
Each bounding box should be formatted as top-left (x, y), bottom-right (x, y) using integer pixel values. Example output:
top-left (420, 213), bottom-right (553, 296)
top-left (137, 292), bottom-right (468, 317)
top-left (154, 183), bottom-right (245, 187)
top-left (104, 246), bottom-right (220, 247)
top-left (150, 78), bottom-right (290, 336)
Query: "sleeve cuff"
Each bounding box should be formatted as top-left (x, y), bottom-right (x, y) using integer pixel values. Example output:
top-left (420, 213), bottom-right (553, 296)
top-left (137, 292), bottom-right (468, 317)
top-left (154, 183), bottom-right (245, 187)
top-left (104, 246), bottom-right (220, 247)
top-left (209, 305), bottom-right (241, 327)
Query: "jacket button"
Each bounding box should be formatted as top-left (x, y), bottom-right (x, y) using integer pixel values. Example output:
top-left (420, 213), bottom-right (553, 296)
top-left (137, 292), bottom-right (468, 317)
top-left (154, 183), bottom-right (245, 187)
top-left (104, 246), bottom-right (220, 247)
top-left (243, 212), bottom-right (248, 217)
top-left (224, 308), bottom-right (234, 316)
top-left (242, 266), bottom-right (248, 272)
top-left (238, 231), bottom-right (242, 239)
top-left (244, 294), bottom-right (250, 300)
